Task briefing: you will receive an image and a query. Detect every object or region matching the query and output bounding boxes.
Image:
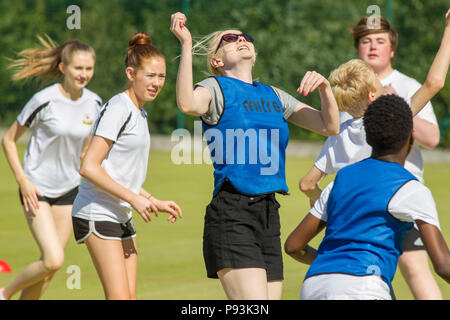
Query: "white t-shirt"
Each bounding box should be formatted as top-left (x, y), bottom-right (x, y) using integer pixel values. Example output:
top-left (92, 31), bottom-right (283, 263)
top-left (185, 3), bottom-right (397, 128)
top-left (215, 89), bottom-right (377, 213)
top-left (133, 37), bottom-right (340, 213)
top-left (339, 70), bottom-right (438, 182)
top-left (72, 92), bottom-right (151, 223)
top-left (381, 70), bottom-right (438, 182)
top-left (314, 117), bottom-right (371, 174)
top-left (17, 83), bottom-right (101, 198)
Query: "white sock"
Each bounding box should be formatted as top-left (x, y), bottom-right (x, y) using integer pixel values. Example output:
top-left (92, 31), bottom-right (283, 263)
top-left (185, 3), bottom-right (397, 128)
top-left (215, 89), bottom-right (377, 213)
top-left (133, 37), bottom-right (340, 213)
top-left (0, 288), bottom-right (6, 300)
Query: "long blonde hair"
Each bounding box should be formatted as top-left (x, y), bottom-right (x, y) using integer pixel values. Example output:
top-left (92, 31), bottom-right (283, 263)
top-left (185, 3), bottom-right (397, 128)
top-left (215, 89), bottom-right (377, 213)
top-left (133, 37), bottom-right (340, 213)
top-left (191, 30), bottom-right (228, 76)
top-left (8, 35), bottom-right (96, 82)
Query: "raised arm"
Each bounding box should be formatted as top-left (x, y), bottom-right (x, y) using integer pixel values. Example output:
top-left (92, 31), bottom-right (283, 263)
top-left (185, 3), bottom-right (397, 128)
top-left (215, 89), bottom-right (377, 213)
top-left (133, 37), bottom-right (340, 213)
top-left (170, 12), bottom-right (211, 116)
top-left (288, 71), bottom-right (340, 136)
top-left (410, 9), bottom-right (450, 116)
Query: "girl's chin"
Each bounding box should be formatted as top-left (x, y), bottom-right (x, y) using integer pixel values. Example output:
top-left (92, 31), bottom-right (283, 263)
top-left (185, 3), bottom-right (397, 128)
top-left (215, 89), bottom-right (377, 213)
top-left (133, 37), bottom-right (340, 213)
top-left (74, 81), bottom-right (88, 89)
top-left (146, 93), bottom-right (158, 100)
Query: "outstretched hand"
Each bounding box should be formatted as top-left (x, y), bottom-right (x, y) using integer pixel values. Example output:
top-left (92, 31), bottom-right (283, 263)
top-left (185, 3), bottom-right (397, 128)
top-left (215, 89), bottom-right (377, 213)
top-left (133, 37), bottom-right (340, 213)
top-left (153, 199), bottom-right (183, 223)
top-left (170, 12), bottom-right (192, 45)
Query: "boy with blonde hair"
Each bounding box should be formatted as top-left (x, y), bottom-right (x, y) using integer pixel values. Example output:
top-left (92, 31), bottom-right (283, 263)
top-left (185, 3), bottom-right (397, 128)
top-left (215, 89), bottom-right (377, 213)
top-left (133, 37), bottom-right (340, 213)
top-left (299, 59), bottom-right (382, 206)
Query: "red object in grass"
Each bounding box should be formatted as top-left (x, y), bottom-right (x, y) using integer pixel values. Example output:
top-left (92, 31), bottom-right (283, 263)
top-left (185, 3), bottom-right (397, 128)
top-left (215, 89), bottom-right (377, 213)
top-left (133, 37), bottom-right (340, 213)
top-left (0, 260), bottom-right (11, 273)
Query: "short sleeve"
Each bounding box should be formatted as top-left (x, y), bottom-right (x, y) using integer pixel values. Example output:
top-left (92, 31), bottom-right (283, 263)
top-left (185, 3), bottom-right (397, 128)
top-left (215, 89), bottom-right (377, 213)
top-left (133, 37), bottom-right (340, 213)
top-left (309, 181), bottom-right (334, 222)
top-left (388, 180), bottom-right (440, 229)
top-left (314, 119), bottom-right (370, 175)
top-left (93, 102), bottom-right (130, 143)
top-left (195, 77), bottom-right (224, 126)
top-left (16, 94), bottom-right (49, 128)
top-left (271, 86), bottom-right (300, 120)
top-left (314, 136), bottom-right (338, 175)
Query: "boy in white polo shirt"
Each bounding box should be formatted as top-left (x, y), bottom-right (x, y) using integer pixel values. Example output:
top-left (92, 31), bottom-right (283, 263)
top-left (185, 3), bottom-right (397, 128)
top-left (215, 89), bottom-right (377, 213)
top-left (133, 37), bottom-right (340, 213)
top-left (349, 13), bottom-right (444, 299)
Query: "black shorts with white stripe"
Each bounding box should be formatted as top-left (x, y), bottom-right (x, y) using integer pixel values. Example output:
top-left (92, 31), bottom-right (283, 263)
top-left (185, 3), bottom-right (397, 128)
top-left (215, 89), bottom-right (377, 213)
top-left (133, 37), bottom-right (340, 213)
top-left (72, 216), bottom-right (136, 244)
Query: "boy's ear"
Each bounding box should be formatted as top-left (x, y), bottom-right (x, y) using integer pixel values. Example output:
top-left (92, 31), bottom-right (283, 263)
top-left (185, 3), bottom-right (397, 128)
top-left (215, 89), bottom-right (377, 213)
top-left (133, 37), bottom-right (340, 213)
top-left (368, 91), bottom-right (377, 102)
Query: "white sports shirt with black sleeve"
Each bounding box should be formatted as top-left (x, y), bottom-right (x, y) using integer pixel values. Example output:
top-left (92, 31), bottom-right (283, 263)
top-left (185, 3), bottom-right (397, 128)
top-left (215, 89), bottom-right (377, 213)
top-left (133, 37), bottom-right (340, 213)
top-left (72, 92), bottom-right (151, 223)
top-left (16, 83), bottom-right (102, 198)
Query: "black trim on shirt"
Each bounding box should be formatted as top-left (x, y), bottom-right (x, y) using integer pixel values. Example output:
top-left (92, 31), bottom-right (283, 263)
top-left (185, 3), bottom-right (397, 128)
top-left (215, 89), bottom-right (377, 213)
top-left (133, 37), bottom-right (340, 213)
top-left (96, 100), bottom-right (102, 107)
top-left (116, 112), bottom-right (132, 141)
top-left (24, 101), bottom-right (50, 127)
top-left (93, 102), bottom-right (109, 136)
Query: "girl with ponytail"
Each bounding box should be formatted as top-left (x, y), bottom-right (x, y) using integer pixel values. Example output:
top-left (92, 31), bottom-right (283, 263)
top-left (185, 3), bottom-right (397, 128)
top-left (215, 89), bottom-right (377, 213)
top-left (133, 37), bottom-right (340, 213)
top-left (0, 36), bottom-right (101, 300)
top-left (71, 32), bottom-right (182, 300)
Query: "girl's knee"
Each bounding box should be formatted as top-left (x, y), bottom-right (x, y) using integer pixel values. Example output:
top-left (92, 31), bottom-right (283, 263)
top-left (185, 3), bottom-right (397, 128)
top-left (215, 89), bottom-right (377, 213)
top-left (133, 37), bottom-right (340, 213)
top-left (42, 251), bottom-right (64, 272)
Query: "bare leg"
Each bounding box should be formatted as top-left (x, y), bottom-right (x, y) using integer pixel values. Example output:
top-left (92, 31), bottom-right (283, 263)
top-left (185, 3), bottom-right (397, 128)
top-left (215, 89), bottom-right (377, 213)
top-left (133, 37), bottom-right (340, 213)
top-left (19, 205), bottom-right (73, 300)
top-left (122, 238), bottom-right (138, 300)
top-left (84, 234), bottom-right (137, 300)
top-left (399, 250), bottom-right (443, 300)
top-left (3, 203), bottom-right (64, 300)
top-left (267, 280), bottom-right (283, 300)
top-left (217, 268), bottom-right (270, 300)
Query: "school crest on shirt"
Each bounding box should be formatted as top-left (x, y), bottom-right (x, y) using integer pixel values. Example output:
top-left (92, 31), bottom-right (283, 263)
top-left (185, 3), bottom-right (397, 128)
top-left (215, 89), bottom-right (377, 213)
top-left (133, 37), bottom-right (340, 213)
top-left (82, 113), bottom-right (94, 125)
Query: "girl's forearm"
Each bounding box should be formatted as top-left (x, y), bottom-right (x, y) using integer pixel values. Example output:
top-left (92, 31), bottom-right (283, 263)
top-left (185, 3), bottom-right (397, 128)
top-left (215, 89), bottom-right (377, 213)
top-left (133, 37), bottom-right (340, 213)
top-left (176, 44), bottom-right (195, 113)
top-left (80, 163), bottom-right (137, 204)
top-left (1, 136), bottom-right (28, 185)
top-left (319, 85), bottom-right (340, 135)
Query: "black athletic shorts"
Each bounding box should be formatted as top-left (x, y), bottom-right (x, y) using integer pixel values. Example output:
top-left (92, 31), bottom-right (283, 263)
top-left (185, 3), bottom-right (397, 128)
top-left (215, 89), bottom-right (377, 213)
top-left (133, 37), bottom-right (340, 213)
top-left (401, 227), bottom-right (425, 251)
top-left (19, 186), bottom-right (78, 206)
top-left (72, 216), bottom-right (136, 244)
top-left (203, 180), bottom-right (284, 281)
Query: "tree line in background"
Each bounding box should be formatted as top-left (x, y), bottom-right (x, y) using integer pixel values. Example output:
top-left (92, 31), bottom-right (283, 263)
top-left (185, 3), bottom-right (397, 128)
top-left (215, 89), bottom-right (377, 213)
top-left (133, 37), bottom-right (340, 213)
top-left (1, 0), bottom-right (449, 146)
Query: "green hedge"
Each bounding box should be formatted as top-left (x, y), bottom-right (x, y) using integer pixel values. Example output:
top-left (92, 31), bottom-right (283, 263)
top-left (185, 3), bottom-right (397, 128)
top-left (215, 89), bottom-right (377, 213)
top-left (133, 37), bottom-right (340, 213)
top-left (1, 0), bottom-right (449, 146)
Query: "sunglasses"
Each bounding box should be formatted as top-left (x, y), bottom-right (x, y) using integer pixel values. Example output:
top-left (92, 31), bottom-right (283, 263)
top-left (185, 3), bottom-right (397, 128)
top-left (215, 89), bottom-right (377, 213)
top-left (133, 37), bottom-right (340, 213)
top-left (215, 33), bottom-right (254, 53)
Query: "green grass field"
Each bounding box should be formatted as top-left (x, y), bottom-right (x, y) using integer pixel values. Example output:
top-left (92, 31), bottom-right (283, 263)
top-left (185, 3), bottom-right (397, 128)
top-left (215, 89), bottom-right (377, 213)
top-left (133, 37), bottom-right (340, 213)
top-left (0, 146), bottom-right (449, 300)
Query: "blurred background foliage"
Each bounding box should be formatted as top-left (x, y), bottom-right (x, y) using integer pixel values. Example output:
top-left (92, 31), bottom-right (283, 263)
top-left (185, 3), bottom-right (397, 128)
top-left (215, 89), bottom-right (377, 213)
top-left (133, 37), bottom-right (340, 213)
top-left (1, 0), bottom-right (449, 146)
